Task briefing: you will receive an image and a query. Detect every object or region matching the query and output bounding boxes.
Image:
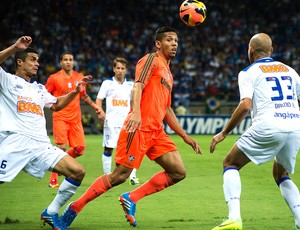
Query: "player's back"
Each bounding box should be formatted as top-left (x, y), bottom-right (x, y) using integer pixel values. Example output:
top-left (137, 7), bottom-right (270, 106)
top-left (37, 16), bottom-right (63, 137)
top-left (239, 57), bottom-right (300, 132)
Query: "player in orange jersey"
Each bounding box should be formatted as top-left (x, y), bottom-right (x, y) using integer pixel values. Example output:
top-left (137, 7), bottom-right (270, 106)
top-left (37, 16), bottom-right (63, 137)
top-left (59, 26), bottom-right (201, 229)
top-left (45, 52), bottom-right (100, 188)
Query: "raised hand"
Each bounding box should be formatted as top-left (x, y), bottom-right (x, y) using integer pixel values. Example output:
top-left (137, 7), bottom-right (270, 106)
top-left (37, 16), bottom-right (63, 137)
top-left (14, 36), bottom-right (32, 51)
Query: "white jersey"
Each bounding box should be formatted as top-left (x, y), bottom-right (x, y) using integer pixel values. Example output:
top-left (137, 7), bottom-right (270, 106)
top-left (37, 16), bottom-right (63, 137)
top-left (239, 57), bottom-right (300, 132)
top-left (97, 77), bottom-right (133, 127)
top-left (0, 67), bottom-right (57, 142)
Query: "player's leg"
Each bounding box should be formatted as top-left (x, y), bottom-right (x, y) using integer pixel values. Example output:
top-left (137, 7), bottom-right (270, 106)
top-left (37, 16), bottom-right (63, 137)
top-left (42, 154), bottom-right (85, 228)
top-left (49, 142), bottom-right (67, 189)
top-left (67, 121), bottom-right (86, 158)
top-left (60, 164), bottom-right (132, 229)
top-left (274, 132), bottom-right (300, 229)
top-left (118, 131), bottom-right (178, 226)
top-left (49, 119), bottom-right (69, 188)
top-left (60, 128), bottom-right (135, 229)
top-left (101, 126), bottom-right (118, 174)
top-left (212, 144), bottom-right (250, 230)
top-left (102, 146), bottom-right (113, 174)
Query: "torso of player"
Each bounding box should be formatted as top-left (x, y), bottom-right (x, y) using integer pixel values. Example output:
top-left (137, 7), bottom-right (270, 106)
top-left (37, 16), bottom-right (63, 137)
top-left (45, 70), bottom-right (84, 121)
top-left (0, 68), bottom-right (56, 142)
top-left (128, 52), bottom-right (173, 132)
top-left (239, 57), bottom-right (300, 132)
top-left (98, 77), bottom-right (133, 127)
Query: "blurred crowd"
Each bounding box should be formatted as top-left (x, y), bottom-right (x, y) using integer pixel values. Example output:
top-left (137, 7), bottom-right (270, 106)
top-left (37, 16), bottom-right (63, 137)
top-left (1, 0), bottom-right (299, 113)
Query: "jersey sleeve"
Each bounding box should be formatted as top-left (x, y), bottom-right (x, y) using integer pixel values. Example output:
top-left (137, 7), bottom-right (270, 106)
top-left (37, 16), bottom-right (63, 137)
top-left (97, 80), bottom-right (108, 99)
top-left (135, 53), bottom-right (157, 86)
top-left (238, 70), bottom-right (253, 100)
top-left (45, 74), bottom-right (56, 93)
top-left (42, 84), bottom-right (58, 108)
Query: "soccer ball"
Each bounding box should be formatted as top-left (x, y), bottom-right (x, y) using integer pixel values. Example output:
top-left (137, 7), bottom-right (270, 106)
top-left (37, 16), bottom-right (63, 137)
top-left (179, 0), bottom-right (207, 27)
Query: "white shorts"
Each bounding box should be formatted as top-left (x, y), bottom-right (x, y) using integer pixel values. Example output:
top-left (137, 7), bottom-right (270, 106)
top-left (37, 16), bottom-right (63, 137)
top-left (236, 128), bottom-right (300, 174)
top-left (0, 132), bottom-right (67, 182)
top-left (103, 126), bottom-right (122, 148)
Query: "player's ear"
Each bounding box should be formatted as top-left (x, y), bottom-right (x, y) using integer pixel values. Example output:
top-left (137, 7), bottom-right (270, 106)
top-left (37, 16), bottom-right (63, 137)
top-left (155, 40), bottom-right (161, 50)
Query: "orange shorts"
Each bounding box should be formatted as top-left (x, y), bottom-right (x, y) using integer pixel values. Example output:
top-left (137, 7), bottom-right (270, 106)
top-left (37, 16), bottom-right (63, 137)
top-left (52, 119), bottom-right (85, 148)
top-left (114, 128), bottom-right (177, 169)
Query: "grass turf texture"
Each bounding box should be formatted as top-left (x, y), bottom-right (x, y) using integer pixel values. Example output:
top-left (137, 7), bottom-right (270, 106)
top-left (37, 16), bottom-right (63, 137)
top-left (0, 134), bottom-right (298, 229)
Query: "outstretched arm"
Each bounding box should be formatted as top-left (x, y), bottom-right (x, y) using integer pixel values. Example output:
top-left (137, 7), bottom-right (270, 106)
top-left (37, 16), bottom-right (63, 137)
top-left (210, 98), bottom-right (251, 153)
top-left (50, 75), bottom-right (92, 111)
top-left (81, 93), bottom-right (101, 114)
top-left (164, 106), bottom-right (202, 154)
top-left (0, 36), bottom-right (32, 65)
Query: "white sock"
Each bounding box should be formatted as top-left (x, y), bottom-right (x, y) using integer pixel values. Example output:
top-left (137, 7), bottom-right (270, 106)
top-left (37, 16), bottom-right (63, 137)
top-left (279, 178), bottom-right (300, 227)
top-left (47, 179), bottom-right (79, 214)
top-left (130, 168), bottom-right (137, 179)
top-left (102, 152), bottom-right (112, 174)
top-left (223, 168), bottom-right (241, 220)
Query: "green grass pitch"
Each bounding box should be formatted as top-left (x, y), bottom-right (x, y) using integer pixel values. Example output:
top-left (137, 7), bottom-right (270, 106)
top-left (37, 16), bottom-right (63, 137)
top-left (0, 134), bottom-right (298, 229)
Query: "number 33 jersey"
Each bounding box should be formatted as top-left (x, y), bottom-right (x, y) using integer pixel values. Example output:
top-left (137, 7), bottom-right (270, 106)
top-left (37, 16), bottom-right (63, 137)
top-left (239, 57), bottom-right (300, 132)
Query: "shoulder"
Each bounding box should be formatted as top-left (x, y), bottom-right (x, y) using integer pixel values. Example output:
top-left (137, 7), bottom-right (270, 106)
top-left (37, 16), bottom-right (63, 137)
top-left (50, 70), bottom-right (62, 77)
top-left (137, 53), bottom-right (158, 66)
top-left (73, 71), bottom-right (84, 78)
top-left (102, 77), bottom-right (114, 84)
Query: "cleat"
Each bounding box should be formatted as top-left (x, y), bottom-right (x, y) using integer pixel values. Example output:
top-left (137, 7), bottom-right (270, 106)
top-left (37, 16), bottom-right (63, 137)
top-left (60, 202), bottom-right (77, 230)
top-left (129, 178), bottom-right (140, 185)
top-left (49, 179), bottom-right (59, 188)
top-left (294, 226), bottom-right (300, 230)
top-left (119, 192), bottom-right (137, 227)
top-left (212, 218), bottom-right (243, 230)
top-left (41, 208), bottom-right (60, 230)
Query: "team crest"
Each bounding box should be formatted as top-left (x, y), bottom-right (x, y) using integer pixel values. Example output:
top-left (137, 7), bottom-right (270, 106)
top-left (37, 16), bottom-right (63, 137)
top-left (128, 154), bottom-right (135, 162)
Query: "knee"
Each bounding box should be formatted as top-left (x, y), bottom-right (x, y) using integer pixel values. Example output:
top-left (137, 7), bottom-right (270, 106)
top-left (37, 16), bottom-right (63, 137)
top-left (74, 146), bottom-right (85, 157)
top-left (74, 165), bottom-right (86, 182)
top-left (170, 169), bottom-right (186, 184)
top-left (109, 170), bottom-right (130, 186)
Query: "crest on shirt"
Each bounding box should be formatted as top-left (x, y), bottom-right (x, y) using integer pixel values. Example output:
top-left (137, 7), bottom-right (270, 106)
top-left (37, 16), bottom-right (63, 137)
top-left (68, 82), bottom-right (72, 88)
top-left (128, 154), bottom-right (135, 162)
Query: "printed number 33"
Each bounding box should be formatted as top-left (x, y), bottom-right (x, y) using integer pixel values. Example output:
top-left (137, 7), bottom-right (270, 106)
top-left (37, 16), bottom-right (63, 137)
top-left (266, 76), bottom-right (293, 101)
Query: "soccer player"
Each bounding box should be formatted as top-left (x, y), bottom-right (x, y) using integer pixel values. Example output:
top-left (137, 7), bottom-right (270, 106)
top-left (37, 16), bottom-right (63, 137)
top-left (0, 36), bottom-right (92, 230)
top-left (45, 51), bottom-right (100, 188)
top-left (96, 57), bottom-right (139, 185)
top-left (210, 33), bottom-right (300, 230)
top-left (59, 26), bottom-right (201, 229)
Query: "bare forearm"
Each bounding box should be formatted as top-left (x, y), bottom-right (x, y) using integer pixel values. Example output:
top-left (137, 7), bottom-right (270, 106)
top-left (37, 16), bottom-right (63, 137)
top-left (51, 91), bottom-right (79, 111)
top-left (0, 45), bottom-right (18, 65)
top-left (131, 83), bottom-right (143, 113)
top-left (222, 103), bottom-right (249, 135)
top-left (81, 94), bottom-right (98, 110)
top-left (164, 107), bottom-right (186, 138)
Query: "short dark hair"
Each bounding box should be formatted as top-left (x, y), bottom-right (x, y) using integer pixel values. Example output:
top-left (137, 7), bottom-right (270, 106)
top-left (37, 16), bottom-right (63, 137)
top-left (14, 47), bottom-right (38, 68)
top-left (60, 51), bottom-right (73, 61)
top-left (113, 57), bottom-right (128, 68)
top-left (155, 26), bottom-right (177, 41)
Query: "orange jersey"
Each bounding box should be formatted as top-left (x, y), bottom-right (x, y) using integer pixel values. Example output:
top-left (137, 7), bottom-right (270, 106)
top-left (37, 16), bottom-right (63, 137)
top-left (45, 70), bottom-right (86, 121)
top-left (127, 52), bottom-right (173, 131)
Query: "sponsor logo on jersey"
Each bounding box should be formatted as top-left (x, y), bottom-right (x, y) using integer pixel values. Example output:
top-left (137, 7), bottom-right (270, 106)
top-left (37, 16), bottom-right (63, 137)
top-left (112, 99), bottom-right (129, 107)
top-left (259, 64), bottom-right (289, 73)
top-left (160, 77), bottom-right (171, 91)
top-left (17, 101), bottom-right (43, 116)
